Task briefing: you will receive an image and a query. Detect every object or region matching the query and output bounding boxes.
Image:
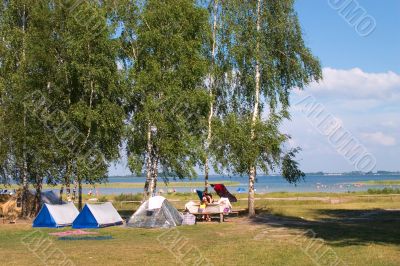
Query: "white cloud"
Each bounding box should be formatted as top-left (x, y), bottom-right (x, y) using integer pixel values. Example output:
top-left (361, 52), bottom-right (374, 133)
top-left (335, 99), bottom-right (382, 111)
top-left (308, 68), bottom-right (400, 100)
top-left (287, 68), bottom-right (400, 171)
top-left (361, 132), bottom-right (397, 146)
top-left (380, 120), bottom-right (397, 128)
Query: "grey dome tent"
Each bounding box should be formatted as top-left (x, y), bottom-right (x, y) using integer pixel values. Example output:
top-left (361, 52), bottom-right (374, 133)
top-left (127, 196), bottom-right (183, 228)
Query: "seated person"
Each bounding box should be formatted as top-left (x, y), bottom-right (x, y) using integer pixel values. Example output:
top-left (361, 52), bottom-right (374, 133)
top-left (200, 191), bottom-right (213, 222)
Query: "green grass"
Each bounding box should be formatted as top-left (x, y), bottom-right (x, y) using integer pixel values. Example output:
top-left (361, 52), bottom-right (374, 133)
top-left (1, 194), bottom-right (400, 265)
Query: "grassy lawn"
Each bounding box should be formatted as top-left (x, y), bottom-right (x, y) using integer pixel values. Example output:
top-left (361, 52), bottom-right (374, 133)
top-left (1, 194), bottom-right (400, 266)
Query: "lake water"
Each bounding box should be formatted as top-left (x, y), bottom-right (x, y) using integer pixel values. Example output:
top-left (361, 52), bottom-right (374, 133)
top-left (76, 174), bottom-right (400, 195)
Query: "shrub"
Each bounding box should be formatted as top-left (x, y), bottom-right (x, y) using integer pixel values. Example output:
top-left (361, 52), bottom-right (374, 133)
top-left (367, 188), bottom-right (400, 194)
top-left (114, 193), bottom-right (142, 202)
top-left (97, 196), bottom-right (109, 202)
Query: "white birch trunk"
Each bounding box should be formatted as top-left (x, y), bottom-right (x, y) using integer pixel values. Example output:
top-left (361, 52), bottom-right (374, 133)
top-left (21, 4), bottom-right (29, 218)
top-left (144, 123), bottom-right (152, 199)
top-left (249, 0), bottom-right (262, 217)
top-left (22, 108), bottom-right (29, 217)
top-left (205, 0), bottom-right (219, 192)
top-left (149, 153), bottom-right (158, 196)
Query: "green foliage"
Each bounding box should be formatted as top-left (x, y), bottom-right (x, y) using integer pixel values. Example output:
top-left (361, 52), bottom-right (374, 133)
top-left (281, 148), bottom-right (305, 184)
top-left (212, 0), bottom-right (321, 182)
top-left (221, 0), bottom-right (322, 116)
top-left (0, 0), bottom-right (66, 215)
top-left (122, 0), bottom-right (211, 179)
top-left (0, 0), bottom-right (320, 211)
top-left (212, 114), bottom-right (286, 175)
top-left (48, 1), bottom-right (124, 183)
top-left (368, 188), bottom-right (400, 195)
top-left (97, 195), bottom-right (109, 202)
top-left (114, 193), bottom-right (143, 202)
top-left (0, 0), bottom-right (126, 212)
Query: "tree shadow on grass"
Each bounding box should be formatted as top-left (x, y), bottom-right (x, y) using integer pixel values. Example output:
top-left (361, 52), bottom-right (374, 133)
top-left (250, 208), bottom-right (400, 247)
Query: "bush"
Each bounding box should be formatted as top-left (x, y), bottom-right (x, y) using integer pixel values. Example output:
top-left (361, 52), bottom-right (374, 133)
top-left (367, 188), bottom-right (400, 194)
top-left (97, 196), bottom-right (109, 202)
top-left (167, 192), bottom-right (191, 197)
top-left (114, 193), bottom-right (142, 202)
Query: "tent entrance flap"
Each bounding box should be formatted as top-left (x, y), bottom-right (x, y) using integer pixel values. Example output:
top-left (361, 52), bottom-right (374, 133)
top-left (71, 205), bottom-right (99, 228)
top-left (33, 205), bottom-right (57, 228)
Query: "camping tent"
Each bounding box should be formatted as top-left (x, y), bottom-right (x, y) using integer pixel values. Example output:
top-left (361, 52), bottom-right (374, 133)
top-left (72, 202), bottom-right (123, 229)
top-left (127, 196), bottom-right (183, 228)
top-left (236, 188), bottom-right (246, 193)
top-left (41, 191), bottom-right (64, 204)
top-left (33, 202), bottom-right (79, 228)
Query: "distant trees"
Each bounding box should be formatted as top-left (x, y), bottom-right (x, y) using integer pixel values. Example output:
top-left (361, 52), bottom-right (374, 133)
top-left (0, 0), bottom-right (321, 217)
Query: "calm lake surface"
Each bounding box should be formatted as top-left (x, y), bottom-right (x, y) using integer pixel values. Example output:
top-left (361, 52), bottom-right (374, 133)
top-left (74, 174), bottom-right (400, 195)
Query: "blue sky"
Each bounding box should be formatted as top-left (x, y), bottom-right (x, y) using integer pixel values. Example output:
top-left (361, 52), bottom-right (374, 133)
top-left (109, 0), bottom-right (400, 175)
top-left (286, 0), bottom-right (400, 173)
top-left (295, 0), bottom-right (400, 72)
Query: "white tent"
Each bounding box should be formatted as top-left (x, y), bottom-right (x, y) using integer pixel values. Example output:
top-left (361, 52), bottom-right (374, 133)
top-left (127, 196), bottom-right (183, 228)
top-left (72, 202), bottom-right (123, 228)
top-left (149, 196), bottom-right (166, 209)
top-left (33, 203), bottom-right (79, 228)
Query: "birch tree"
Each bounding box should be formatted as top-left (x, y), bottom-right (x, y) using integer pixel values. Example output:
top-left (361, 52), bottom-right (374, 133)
top-left (49, 1), bottom-right (125, 209)
top-left (0, 0), bottom-right (53, 217)
top-left (122, 0), bottom-right (210, 198)
top-left (203, 0), bottom-right (219, 191)
top-left (213, 0), bottom-right (322, 216)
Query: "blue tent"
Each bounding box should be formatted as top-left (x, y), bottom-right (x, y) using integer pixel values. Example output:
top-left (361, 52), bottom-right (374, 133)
top-left (72, 202), bottom-right (123, 229)
top-left (236, 188), bottom-right (246, 193)
top-left (33, 203), bottom-right (79, 228)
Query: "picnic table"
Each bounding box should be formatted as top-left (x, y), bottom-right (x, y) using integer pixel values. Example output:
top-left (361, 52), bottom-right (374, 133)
top-left (186, 203), bottom-right (229, 223)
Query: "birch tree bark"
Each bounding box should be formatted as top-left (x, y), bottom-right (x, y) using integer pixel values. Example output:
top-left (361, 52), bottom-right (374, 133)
top-left (248, 0), bottom-right (262, 217)
top-left (204, 0), bottom-right (219, 192)
top-left (144, 123), bottom-right (152, 199)
top-left (149, 151), bottom-right (158, 196)
top-left (78, 178), bottom-right (82, 210)
top-left (21, 4), bottom-right (29, 218)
